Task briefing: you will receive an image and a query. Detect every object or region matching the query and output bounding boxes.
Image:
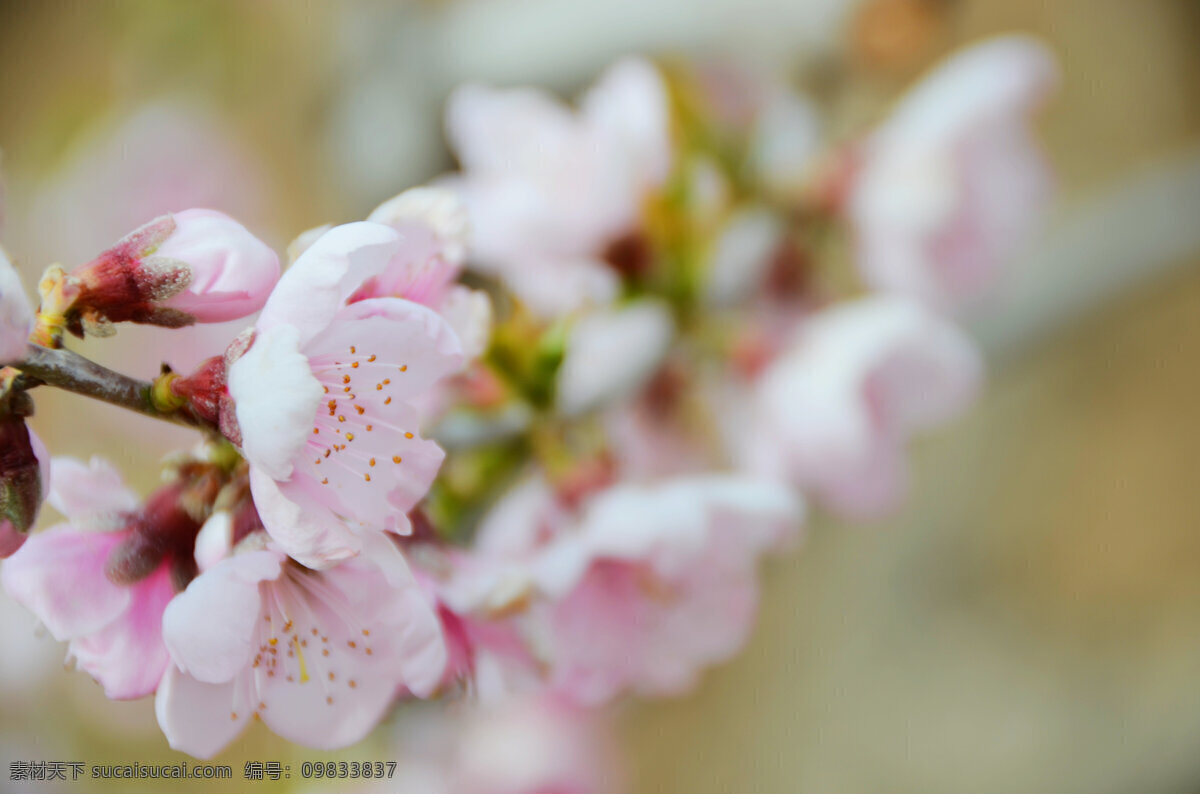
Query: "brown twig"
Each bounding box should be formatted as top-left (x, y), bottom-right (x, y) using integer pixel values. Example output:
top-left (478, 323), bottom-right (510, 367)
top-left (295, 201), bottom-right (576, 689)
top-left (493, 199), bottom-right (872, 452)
top-left (12, 344), bottom-right (217, 432)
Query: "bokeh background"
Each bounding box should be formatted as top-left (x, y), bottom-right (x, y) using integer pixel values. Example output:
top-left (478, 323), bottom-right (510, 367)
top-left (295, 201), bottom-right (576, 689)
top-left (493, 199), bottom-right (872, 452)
top-left (2, 0), bottom-right (1200, 791)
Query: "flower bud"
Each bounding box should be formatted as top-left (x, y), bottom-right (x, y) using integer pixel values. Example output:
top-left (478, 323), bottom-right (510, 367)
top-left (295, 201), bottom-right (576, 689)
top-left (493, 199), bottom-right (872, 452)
top-left (68, 208), bottom-right (280, 333)
top-left (104, 480), bottom-right (205, 587)
top-left (0, 415), bottom-right (48, 558)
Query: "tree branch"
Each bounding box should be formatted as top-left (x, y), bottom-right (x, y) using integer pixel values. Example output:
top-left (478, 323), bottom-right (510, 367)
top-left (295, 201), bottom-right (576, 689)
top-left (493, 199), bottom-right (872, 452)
top-left (14, 344), bottom-right (217, 432)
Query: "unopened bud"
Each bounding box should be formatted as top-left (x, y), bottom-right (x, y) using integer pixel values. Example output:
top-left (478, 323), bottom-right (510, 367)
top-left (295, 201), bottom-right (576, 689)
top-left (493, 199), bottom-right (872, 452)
top-left (67, 209), bottom-right (279, 333)
top-left (104, 480), bottom-right (205, 585)
top-left (166, 355), bottom-right (226, 426)
top-left (0, 417), bottom-right (48, 558)
top-left (104, 531), bottom-right (164, 585)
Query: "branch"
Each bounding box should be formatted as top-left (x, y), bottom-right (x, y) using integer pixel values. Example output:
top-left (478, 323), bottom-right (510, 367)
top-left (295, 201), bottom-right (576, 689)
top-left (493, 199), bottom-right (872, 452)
top-left (14, 344), bottom-right (217, 432)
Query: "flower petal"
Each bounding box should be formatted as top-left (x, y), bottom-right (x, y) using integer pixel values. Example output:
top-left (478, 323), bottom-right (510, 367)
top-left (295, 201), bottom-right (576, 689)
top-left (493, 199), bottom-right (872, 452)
top-left (155, 664), bottom-right (251, 759)
top-left (249, 467), bottom-right (362, 569)
top-left (255, 222), bottom-right (401, 347)
top-left (557, 299), bottom-right (674, 415)
top-left (252, 550), bottom-right (445, 748)
top-left (69, 566), bottom-right (174, 699)
top-left (228, 324), bottom-right (324, 481)
top-left (161, 548), bottom-right (282, 683)
top-left (46, 457), bottom-right (139, 524)
top-left (1, 528), bottom-right (129, 640)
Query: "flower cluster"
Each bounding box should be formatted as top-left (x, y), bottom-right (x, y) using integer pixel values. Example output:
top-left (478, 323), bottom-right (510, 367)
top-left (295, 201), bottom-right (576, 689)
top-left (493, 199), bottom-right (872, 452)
top-left (0, 35), bottom-right (1056, 765)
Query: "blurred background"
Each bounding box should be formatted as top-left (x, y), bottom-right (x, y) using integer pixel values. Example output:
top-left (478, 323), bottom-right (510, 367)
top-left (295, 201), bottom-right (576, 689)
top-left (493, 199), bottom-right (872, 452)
top-left (2, 0), bottom-right (1200, 791)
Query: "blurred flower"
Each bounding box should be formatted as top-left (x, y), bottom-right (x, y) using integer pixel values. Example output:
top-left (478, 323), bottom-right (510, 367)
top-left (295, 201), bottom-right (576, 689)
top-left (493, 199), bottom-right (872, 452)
top-left (441, 474), bottom-right (802, 704)
top-left (738, 295), bottom-right (981, 519)
top-left (24, 104), bottom-right (272, 268)
top-left (364, 186), bottom-right (492, 363)
top-left (702, 206), bottom-right (788, 307)
top-left (556, 299), bottom-right (674, 415)
top-left (446, 695), bottom-right (626, 794)
top-left (227, 223), bottom-right (463, 568)
top-left (1, 458), bottom-right (180, 699)
top-left (748, 89), bottom-right (823, 201)
top-left (446, 57), bottom-right (671, 318)
top-left (156, 532), bottom-right (445, 758)
top-left (0, 247), bottom-right (32, 362)
top-left (849, 36), bottom-right (1058, 308)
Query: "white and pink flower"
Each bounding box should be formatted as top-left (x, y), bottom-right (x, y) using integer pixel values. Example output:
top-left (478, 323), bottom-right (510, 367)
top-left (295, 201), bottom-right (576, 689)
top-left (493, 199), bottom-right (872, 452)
top-left (156, 532), bottom-right (445, 758)
top-left (440, 474), bottom-right (803, 704)
top-left (849, 36), bottom-right (1057, 309)
top-left (226, 222), bottom-right (464, 568)
top-left (1, 458), bottom-right (177, 699)
top-left (363, 186), bottom-right (492, 363)
top-left (739, 295), bottom-right (982, 519)
top-left (445, 58), bottom-right (671, 318)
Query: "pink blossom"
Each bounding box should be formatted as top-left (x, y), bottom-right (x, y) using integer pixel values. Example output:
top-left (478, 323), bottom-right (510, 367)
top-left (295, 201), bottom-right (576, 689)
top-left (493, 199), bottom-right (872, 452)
top-left (445, 58), bottom-right (671, 318)
top-left (0, 457), bottom-right (177, 699)
top-left (740, 295), bottom-right (982, 519)
top-left (156, 533), bottom-right (445, 758)
top-left (71, 209), bottom-right (280, 328)
top-left (0, 247), bottom-right (33, 363)
top-left (226, 222), bottom-right (463, 568)
top-left (364, 187), bottom-right (492, 362)
top-left (849, 36), bottom-right (1057, 308)
top-left (12, 104), bottom-right (279, 457)
top-left (441, 475), bottom-right (802, 704)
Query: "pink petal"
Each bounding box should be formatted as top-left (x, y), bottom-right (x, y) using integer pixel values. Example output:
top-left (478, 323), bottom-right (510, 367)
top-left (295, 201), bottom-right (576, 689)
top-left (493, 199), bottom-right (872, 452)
top-left (366, 185), bottom-right (469, 269)
top-left (446, 84), bottom-right (580, 179)
top-left (193, 512), bottom-right (233, 573)
top-left (155, 664), bottom-right (251, 759)
top-left (69, 566), bottom-right (174, 699)
top-left (878, 36), bottom-right (1057, 148)
top-left (46, 457), bottom-right (139, 524)
top-left (581, 57), bottom-right (672, 188)
top-left (748, 296), bottom-right (981, 517)
top-left (250, 468), bottom-right (362, 568)
top-left (438, 286), bottom-right (493, 363)
top-left (248, 548), bottom-right (446, 748)
top-left (1, 528), bottom-right (129, 640)
top-left (161, 548), bottom-right (282, 683)
top-left (156, 209), bottom-right (281, 322)
top-left (290, 298), bottom-right (459, 533)
top-left (255, 222), bottom-right (401, 347)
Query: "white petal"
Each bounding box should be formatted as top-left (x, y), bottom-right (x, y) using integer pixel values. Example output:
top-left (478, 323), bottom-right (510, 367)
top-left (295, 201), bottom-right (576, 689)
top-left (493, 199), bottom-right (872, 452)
top-left (161, 549), bottom-right (282, 683)
top-left (228, 324), bottom-right (323, 481)
top-left (557, 300), bottom-right (674, 415)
